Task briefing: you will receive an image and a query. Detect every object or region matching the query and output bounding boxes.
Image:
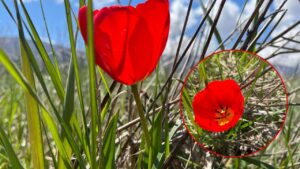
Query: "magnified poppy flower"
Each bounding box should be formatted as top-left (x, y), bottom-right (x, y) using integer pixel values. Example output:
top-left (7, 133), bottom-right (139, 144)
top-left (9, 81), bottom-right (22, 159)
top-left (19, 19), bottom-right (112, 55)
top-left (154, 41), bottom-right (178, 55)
top-left (78, 0), bottom-right (170, 85)
top-left (192, 79), bottom-right (244, 132)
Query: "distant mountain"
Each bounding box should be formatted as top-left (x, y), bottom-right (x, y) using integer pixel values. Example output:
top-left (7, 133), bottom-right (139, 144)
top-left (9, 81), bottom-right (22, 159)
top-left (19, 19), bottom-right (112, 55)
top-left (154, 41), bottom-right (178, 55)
top-left (0, 37), bottom-right (87, 66)
top-left (0, 36), bottom-right (299, 80)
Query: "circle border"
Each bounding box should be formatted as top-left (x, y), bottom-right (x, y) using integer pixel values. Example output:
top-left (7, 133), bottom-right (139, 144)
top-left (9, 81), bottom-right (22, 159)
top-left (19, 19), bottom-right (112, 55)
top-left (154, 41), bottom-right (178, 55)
top-left (179, 49), bottom-right (289, 158)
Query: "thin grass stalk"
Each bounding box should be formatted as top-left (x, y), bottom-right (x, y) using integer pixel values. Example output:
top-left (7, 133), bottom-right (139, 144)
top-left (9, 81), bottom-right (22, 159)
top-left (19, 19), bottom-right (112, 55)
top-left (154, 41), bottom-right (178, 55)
top-left (231, 0), bottom-right (264, 49)
top-left (199, 0), bottom-right (225, 50)
top-left (86, 0), bottom-right (99, 168)
top-left (172, 0), bottom-right (193, 69)
top-left (246, 0), bottom-right (287, 50)
top-left (257, 20), bottom-right (300, 52)
top-left (39, 0), bottom-right (61, 80)
top-left (241, 0), bottom-right (274, 50)
top-left (200, 0), bottom-right (226, 60)
top-left (261, 11), bottom-right (287, 45)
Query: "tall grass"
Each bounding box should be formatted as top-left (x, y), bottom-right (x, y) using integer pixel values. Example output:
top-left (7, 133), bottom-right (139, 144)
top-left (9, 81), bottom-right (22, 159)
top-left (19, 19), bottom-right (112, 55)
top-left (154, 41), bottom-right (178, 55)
top-left (0, 0), bottom-right (300, 168)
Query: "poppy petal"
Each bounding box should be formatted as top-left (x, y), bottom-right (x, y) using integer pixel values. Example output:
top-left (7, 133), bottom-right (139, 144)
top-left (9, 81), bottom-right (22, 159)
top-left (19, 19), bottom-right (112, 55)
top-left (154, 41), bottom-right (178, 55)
top-left (136, 0), bottom-right (170, 74)
top-left (78, 0), bottom-right (170, 85)
top-left (192, 79), bottom-right (244, 132)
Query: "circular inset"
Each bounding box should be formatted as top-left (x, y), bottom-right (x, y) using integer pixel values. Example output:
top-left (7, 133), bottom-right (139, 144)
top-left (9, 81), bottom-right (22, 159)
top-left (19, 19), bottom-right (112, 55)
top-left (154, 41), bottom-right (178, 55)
top-left (180, 50), bottom-right (288, 157)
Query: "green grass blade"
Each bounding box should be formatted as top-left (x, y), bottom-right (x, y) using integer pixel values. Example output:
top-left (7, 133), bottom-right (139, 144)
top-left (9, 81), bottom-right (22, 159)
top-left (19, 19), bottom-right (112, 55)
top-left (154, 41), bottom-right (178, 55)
top-left (14, 1), bottom-right (45, 168)
top-left (41, 108), bottom-right (72, 169)
top-left (199, 0), bottom-right (224, 50)
top-left (0, 50), bottom-right (37, 100)
top-left (39, 0), bottom-right (62, 81)
top-left (15, 2), bottom-right (86, 167)
top-left (0, 49), bottom-right (85, 169)
top-left (245, 62), bottom-right (266, 102)
top-left (56, 0), bottom-right (88, 167)
top-left (58, 58), bottom-right (75, 168)
top-left (0, 127), bottom-right (24, 169)
top-left (101, 113), bottom-right (118, 169)
top-left (98, 67), bottom-right (111, 96)
top-left (3, 0), bottom-right (61, 114)
top-left (19, 0), bottom-right (65, 102)
top-left (149, 110), bottom-right (163, 169)
top-left (20, 39), bottom-right (45, 169)
top-left (42, 122), bottom-right (58, 168)
top-left (64, 0), bottom-right (87, 132)
top-left (182, 88), bottom-right (203, 136)
top-left (198, 62), bottom-right (208, 86)
top-left (87, 0), bottom-right (99, 168)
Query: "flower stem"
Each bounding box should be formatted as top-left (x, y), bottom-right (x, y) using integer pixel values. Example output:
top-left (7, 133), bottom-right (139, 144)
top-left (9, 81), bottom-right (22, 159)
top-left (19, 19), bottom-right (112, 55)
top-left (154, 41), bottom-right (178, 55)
top-left (131, 84), bottom-right (151, 148)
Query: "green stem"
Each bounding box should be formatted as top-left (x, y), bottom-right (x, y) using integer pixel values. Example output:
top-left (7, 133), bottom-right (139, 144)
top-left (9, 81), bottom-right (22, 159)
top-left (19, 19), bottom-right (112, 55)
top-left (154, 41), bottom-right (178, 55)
top-left (131, 84), bottom-right (151, 148)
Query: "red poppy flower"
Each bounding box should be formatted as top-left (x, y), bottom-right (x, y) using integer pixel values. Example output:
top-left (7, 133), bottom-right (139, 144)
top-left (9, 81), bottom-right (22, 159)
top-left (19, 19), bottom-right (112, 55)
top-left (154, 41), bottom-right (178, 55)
top-left (78, 0), bottom-right (170, 85)
top-left (192, 80), bottom-right (244, 132)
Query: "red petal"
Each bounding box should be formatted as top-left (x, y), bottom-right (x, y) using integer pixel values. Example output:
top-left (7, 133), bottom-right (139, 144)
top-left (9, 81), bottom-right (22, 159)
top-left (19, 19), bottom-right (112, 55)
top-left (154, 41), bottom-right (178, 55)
top-left (135, 0), bottom-right (170, 76)
top-left (78, 6), bottom-right (88, 42)
top-left (192, 79), bottom-right (244, 132)
top-left (127, 16), bottom-right (155, 82)
top-left (193, 89), bottom-right (221, 131)
top-left (78, 6), bottom-right (100, 43)
top-left (78, 0), bottom-right (170, 85)
top-left (94, 6), bottom-right (137, 83)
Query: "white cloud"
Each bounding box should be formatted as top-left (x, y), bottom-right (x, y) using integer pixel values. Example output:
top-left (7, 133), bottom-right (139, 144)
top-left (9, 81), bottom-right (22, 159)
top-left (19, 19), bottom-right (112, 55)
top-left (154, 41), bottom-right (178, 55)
top-left (276, 0), bottom-right (300, 22)
top-left (259, 0), bottom-right (300, 69)
top-left (215, 0), bottom-right (240, 39)
top-left (164, 0), bottom-right (203, 58)
top-left (164, 0), bottom-right (242, 60)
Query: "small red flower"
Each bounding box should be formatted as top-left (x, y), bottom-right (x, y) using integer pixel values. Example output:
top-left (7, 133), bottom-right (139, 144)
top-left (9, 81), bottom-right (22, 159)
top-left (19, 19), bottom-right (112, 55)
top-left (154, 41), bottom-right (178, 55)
top-left (192, 80), bottom-right (244, 132)
top-left (78, 0), bottom-right (170, 85)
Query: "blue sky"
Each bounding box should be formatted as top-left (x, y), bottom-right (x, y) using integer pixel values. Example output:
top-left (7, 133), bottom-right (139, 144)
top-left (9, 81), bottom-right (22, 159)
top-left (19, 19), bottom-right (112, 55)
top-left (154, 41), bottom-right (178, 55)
top-left (0, 0), bottom-right (246, 46)
top-left (0, 0), bottom-right (72, 44)
top-left (0, 0), bottom-right (161, 45)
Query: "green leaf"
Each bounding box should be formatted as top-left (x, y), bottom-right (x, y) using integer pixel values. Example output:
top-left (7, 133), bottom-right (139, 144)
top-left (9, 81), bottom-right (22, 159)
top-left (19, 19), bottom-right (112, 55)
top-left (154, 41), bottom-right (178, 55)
top-left (150, 110), bottom-right (163, 169)
top-left (41, 108), bottom-right (72, 169)
top-left (86, 1), bottom-right (99, 168)
top-left (58, 58), bottom-right (75, 169)
top-left (19, 0), bottom-right (65, 102)
top-left (102, 113), bottom-right (119, 169)
top-left (14, 1), bottom-right (45, 168)
top-left (0, 127), bottom-right (24, 169)
top-left (63, 0), bottom-right (87, 134)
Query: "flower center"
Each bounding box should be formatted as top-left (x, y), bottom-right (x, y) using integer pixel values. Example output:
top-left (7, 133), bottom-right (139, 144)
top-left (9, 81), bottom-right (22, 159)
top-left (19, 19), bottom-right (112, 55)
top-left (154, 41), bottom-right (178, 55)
top-left (215, 107), bottom-right (234, 126)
